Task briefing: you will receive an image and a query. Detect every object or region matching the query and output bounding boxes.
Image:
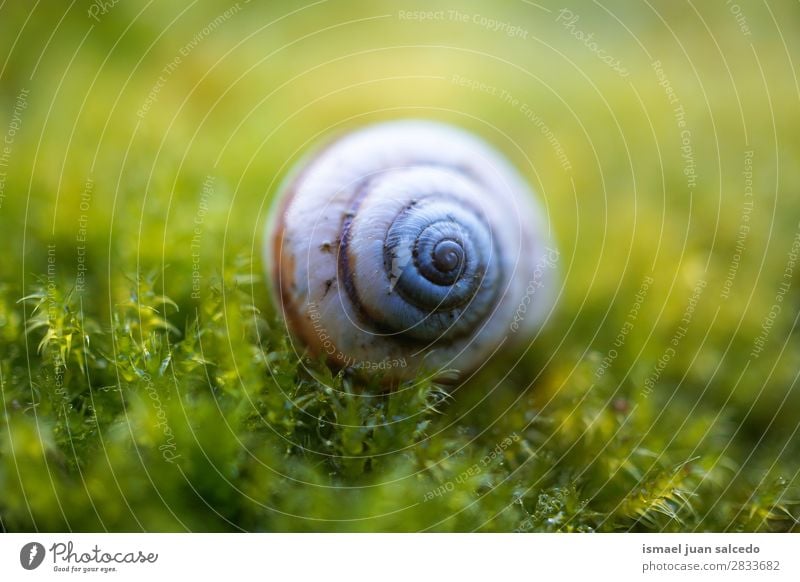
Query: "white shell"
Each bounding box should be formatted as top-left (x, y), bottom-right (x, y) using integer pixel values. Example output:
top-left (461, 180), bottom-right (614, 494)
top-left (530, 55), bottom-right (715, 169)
top-left (265, 120), bottom-right (558, 382)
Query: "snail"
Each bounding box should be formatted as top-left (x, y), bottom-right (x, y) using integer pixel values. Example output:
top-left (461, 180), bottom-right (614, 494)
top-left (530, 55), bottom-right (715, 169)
top-left (264, 120), bottom-right (558, 383)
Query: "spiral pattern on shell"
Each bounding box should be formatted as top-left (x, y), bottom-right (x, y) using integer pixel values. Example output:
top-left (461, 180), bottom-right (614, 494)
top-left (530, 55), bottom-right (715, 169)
top-left (266, 120), bottom-right (557, 382)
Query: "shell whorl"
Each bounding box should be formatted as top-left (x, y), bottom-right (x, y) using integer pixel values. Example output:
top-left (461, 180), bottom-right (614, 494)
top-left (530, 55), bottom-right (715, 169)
top-left (340, 167), bottom-right (500, 343)
top-left (266, 120), bottom-right (557, 382)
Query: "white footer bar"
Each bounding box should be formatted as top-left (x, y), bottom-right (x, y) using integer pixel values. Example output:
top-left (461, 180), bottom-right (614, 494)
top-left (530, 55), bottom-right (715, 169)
top-left (1, 533), bottom-right (797, 581)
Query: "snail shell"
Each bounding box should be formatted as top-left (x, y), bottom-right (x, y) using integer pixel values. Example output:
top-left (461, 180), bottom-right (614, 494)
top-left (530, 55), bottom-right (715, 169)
top-left (265, 120), bottom-right (557, 382)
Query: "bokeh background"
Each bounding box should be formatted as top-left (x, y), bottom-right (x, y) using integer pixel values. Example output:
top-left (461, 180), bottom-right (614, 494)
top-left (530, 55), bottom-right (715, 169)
top-left (1, 0), bottom-right (799, 531)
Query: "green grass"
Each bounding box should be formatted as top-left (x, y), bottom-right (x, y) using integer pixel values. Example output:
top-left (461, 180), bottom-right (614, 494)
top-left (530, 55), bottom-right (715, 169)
top-left (1, 0), bottom-right (799, 531)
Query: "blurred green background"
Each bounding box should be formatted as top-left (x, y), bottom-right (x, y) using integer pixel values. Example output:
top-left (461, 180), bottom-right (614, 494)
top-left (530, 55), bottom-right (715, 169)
top-left (0, 0), bottom-right (799, 531)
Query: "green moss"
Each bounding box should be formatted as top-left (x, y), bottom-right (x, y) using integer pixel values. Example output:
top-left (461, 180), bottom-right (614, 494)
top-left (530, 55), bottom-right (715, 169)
top-left (0, 261), bottom-right (796, 532)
